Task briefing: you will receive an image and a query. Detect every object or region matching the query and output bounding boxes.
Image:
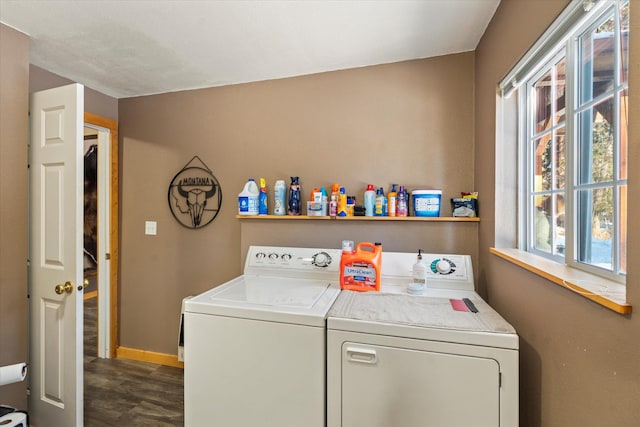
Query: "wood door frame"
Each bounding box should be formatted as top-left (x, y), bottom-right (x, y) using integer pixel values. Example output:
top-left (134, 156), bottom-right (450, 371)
top-left (84, 112), bottom-right (118, 358)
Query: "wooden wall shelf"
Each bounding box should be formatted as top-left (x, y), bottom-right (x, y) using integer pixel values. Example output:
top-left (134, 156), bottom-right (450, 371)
top-left (236, 215), bottom-right (479, 222)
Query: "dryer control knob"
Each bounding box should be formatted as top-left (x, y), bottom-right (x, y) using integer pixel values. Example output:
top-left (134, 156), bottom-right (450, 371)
top-left (312, 251), bottom-right (332, 268)
top-left (435, 259), bottom-right (452, 274)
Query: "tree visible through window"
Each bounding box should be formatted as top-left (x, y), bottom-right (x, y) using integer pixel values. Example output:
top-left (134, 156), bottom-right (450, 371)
top-left (524, 0), bottom-right (628, 280)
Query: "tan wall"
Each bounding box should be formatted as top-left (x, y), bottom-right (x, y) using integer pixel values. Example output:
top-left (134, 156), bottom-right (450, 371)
top-left (476, 0), bottom-right (640, 425)
top-left (118, 52), bottom-right (477, 353)
top-left (0, 23), bottom-right (29, 409)
top-left (29, 64), bottom-right (118, 121)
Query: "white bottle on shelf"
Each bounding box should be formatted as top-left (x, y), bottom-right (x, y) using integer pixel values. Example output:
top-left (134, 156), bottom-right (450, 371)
top-left (238, 179), bottom-right (259, 215)
top-left (364, 184), bottom-right (376, 217)
top-left (273, 180), bottom-right (286, 215)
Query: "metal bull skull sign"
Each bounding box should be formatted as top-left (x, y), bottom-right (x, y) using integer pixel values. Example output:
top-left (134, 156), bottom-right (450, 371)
top-left (168, 156), bottom-right (222, 229)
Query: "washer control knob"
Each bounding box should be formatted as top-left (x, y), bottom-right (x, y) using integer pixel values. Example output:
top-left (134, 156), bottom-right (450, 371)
top-left (281, 253), bottom-right (292, 261)
top-left (436, 259), bottom-right (452, 274)
top-left (312, 251), bottom-right (332, 268)
top-left (256, 252), bottom-right (266, 259)
top-left (268, 253), bottom-right (279, 260)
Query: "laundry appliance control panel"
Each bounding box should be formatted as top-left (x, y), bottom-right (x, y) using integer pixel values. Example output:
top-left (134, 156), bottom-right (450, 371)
top-left (244, 246), bottom-right (342, 279)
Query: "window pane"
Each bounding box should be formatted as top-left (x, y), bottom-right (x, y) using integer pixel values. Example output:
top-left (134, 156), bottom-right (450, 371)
top-left (554, 127), bottom-right (566, 189)
top-left (534, 70), bottom-right (552, 133)
top-left (620, 1), bottom-right (629, 84)
top-left (554, 58), bottom-right (566, 125)
top-left (534, 195), bottom-right (552, 253)
top-left (535, 135), bottom-right (552, 191)
top-left (553, 194), bottom-right (565, 255)
top-left (619, 185), bottom-right (627, 274)
top-left (577, 96), bottom-right (614, 184)
top-left (577, 188), bottom-right (613, 270)
top-left (580, 15), bottom-right (615, 105)
top-left (620, 88), bottom-right (628, 180)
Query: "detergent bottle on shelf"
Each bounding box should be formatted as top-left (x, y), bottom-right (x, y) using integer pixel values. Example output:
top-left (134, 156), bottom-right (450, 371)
top-left (364, 184), bottom-right (376, 217)
top-left (273, 180), bottom-right (286, 215)
top-left (375, 187), bottom-right (388, 216)
top-left (258, 178), bottom-right (268, 215)
top-left (340, 242), bottom-right (382, 292)
top-left (238, 178), bottom-right (259, 215)
top-left (337, 187), bottom-right (348, 216)
top-left (238, 178), bottom-right (260, 215)
top-left (388, 184), bottom-right (398, 217)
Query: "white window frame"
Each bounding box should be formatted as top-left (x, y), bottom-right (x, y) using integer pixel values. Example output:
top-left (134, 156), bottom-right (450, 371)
top-left (522, 49), bottom-right (568, 261)
top-left (501, 0), bottom-right (628, 284)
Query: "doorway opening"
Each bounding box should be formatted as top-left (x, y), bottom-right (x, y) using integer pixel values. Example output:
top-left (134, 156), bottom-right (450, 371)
top-left (83, 112), bottom-right (118, 359)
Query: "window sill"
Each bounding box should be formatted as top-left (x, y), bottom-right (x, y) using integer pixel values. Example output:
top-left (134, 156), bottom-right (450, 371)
top-left (489, 247), bottom-right (631, 315)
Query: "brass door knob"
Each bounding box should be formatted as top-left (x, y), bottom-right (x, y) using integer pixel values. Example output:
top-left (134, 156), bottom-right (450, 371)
top-left (54, 281), bottom-right (73, 295)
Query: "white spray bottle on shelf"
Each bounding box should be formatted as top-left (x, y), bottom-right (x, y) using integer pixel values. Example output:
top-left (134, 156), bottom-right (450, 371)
top-left (408, 249), bottom-right (427, 295)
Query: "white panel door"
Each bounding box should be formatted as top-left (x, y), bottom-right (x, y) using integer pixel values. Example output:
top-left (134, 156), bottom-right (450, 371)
top-left (29, 84), bottom-right (84, 427)
top-left (341, 343), bottom-right (500, 427)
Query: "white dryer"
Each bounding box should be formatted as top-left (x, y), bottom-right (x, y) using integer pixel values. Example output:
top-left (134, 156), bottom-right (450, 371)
top-left (184, 246), bottom-right (341, 427)
top-left (327, 252), bottom-right (518, 427)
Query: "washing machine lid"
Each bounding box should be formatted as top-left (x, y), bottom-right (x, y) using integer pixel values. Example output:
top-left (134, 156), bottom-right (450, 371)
top-left (185, 275), bottom-right (340, 326)
top-left (328, 291), bottom-right (518, 350)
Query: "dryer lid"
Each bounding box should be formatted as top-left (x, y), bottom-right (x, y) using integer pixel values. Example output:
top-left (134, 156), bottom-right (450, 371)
top-left (328, 291), bottom-right (518, 349)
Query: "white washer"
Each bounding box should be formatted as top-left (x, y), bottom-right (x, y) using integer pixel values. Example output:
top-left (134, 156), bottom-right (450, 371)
top-left (327, 252), bottom-right (519, 427)
top-left (184, 245), bottom-right (341, 427)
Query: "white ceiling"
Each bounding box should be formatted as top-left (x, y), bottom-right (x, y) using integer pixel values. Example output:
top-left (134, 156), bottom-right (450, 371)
top-left (0, 0), bottom-right (500, 99)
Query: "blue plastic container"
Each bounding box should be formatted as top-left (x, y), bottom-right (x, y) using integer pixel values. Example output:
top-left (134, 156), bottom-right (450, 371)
top-left (412, 190), bottom-right (442, 217)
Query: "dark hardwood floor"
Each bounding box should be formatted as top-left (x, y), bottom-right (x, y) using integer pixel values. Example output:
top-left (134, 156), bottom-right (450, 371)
top-left (84, 297), bottom-right (184, 426)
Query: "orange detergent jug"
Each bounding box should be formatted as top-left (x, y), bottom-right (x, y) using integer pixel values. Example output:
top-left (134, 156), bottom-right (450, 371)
top-left (340, 242), bottom-right (382, 292)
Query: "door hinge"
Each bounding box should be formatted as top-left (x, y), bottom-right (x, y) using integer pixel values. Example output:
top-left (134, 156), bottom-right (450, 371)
top-left (105, 253), bottom-right (111, 260)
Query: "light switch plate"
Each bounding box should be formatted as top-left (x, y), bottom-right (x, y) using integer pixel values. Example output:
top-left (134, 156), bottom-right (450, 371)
top-left (145, 221), bottom-right (157, 235)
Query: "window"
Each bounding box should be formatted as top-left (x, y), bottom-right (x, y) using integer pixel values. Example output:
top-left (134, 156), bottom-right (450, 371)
top-left (506, 0), bottom-right (629, 283)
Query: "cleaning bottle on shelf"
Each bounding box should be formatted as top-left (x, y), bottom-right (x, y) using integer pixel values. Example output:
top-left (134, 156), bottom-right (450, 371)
top-left (321, 187), bottom-right (328, 216)
top-left (388, 184), bottom-right (398, 217)
top-left (346, 196), bottom-right (356, 216)
top-left (374, 187), bottom-right (385, 216)
top-left (364, 184), bottom-right (376, 217)
top-left (258, 178), bottom-right (268, 215)
top-left (396, 185), bottom-right (408, 217)
top-left (329, 193), bottom-right (338, 217)
top-left (288, 176), bottom-right (301, 215)
top-left (238, 178), bottom-right (259, 215)
top-left (337, 187), bottom-right (348, 217)
top-left (408, 249), bottom-right (427, 295)
top-left (273, 180), bottom-right (286, 216)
